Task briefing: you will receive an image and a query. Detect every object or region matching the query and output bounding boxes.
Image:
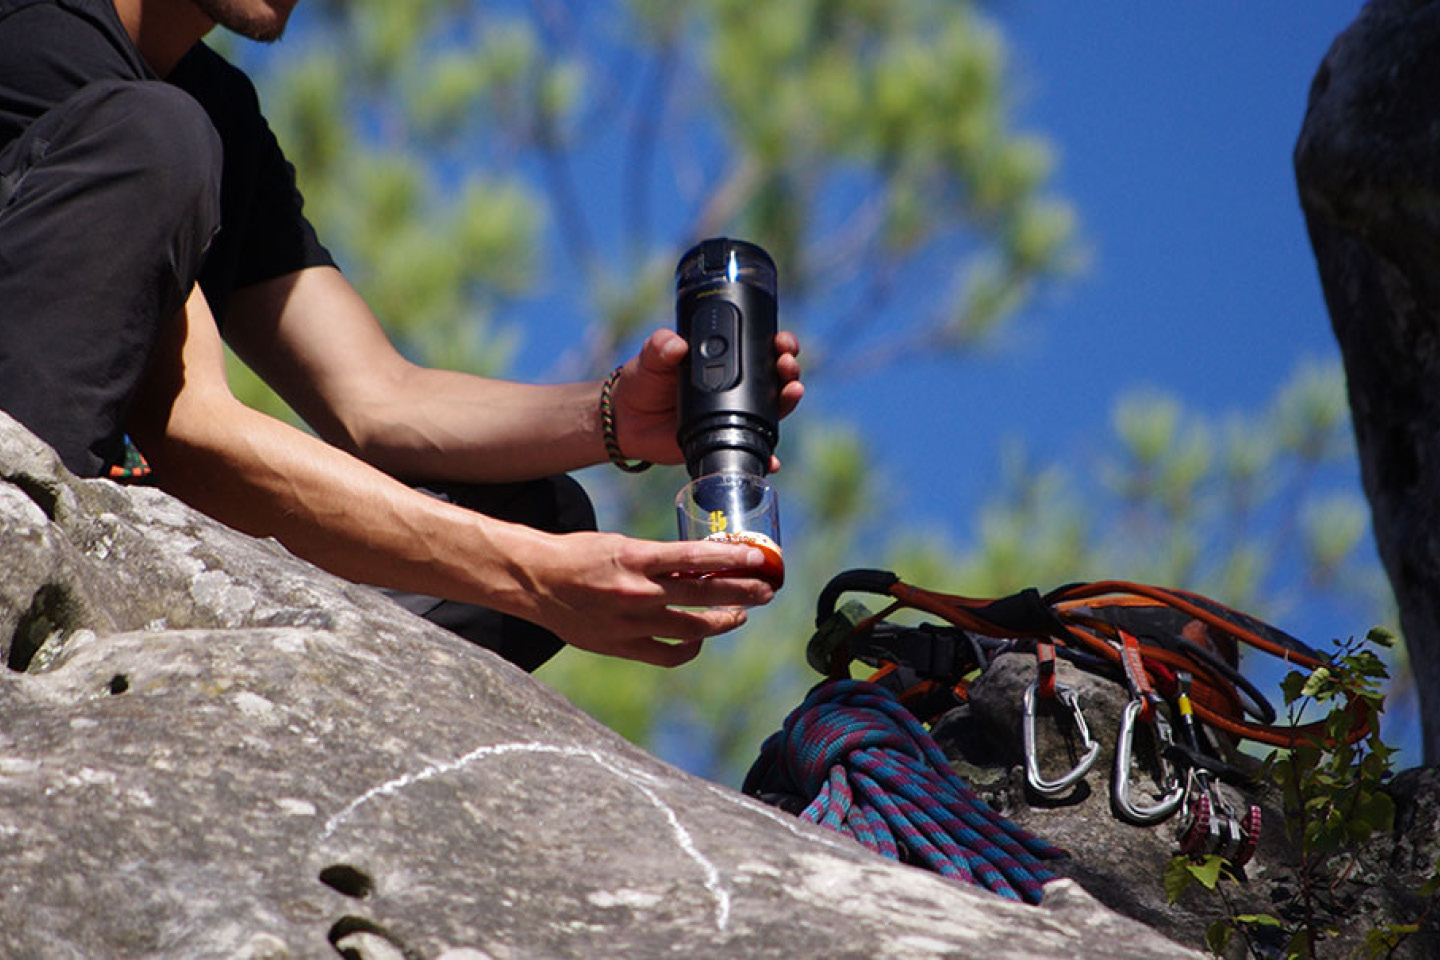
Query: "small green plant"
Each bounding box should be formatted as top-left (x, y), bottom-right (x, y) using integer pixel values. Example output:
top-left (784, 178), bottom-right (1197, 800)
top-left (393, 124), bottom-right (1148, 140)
top-left (1166, 628), bottom-right (1440, 958)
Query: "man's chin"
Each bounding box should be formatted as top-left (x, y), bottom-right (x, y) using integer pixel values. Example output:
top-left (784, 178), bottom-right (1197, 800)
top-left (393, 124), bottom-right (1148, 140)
top-left (195, 0), bottom-right (297, 43)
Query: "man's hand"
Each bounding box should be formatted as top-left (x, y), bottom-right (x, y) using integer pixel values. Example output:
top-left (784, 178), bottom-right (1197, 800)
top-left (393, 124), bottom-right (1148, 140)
top-left (609, 328), bottom-right (804, 469)
top-left (505, 529), bottom-right (779, 666)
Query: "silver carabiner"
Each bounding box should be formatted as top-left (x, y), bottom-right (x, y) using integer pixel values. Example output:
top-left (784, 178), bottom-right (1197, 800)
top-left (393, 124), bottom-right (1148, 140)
top-left (1023, 681), bottom-right (1101, 798)
top-left (1113, 696), bottom-right (1184, 824)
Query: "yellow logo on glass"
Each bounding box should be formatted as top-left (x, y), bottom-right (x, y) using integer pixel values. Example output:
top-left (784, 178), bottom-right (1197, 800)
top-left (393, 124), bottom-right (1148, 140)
top-left (708, 510), bottom-right (728, 534)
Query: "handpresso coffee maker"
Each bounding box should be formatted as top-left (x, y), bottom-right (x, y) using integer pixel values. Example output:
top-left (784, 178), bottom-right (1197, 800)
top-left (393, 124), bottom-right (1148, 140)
top-left (673, 238), bottom-right (784, 587)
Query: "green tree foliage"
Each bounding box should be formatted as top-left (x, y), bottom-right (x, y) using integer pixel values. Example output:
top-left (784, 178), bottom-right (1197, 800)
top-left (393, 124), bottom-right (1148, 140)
top-left (225, 1), bottom-right (1395, 783)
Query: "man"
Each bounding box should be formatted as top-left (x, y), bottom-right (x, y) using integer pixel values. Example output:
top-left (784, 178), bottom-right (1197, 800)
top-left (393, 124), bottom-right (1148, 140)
top-left (0, 0), bottom-right (804, 669)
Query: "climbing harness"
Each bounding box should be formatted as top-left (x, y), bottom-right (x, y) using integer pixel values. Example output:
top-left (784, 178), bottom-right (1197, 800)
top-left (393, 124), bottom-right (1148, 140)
top-left (785, 569), bottom-right (1377, 871)
top-left (743, 678), bottom-right (1066, 904)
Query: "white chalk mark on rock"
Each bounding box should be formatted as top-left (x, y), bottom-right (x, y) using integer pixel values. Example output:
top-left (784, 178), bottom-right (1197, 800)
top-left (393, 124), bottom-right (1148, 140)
top-left (320, 741), bottom-right (732, 931)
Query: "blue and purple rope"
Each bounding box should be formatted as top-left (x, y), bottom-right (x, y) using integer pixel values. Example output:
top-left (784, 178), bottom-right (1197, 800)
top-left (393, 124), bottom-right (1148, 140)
top-left (744, 679), bottom-right (1066, 904)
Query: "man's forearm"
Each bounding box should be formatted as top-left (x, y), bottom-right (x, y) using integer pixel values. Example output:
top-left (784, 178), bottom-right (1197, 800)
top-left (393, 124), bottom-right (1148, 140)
top-left (152, 387), bottom-right (552, 611)
top-left (135, 385), bottom-right (771, 666)
top-left (126, 285), bottom-right (546, 614)
top-left (223, 268), bottom-right (615, 484)
top-left (343, 369), bottom-right (610, 483)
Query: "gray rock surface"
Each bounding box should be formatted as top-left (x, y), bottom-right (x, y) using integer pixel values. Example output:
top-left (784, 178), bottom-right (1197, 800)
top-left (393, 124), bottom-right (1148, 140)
top-left (0, 412), bottom-right (1199, 959)
top-left (1295, 0), bottom-right (1440, 763)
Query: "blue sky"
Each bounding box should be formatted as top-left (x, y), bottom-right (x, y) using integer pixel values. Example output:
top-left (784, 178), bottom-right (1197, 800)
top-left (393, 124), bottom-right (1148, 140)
top-left (797, 7), bottom-right (1381, 593)
top-left (833, 2), bottom-right (1366, 525)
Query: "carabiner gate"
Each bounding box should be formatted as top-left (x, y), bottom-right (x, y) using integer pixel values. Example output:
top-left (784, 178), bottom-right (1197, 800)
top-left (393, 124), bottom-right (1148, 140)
top-left (1023, 681), bottom-right (1101, 797)
top-left (1112, 696), bottom-right (1185, 824)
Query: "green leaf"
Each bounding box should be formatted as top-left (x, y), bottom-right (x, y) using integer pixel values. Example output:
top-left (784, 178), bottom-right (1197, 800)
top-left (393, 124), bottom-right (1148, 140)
top-left (1204, 919), bottom-right (1233, 956)
top-left (1301, 665), bottom-right (1334, 700)
top-left (1363, 924), bottom-right (1415, 958)
top-left (1163, 856), bottom-right (1196, 903)
top-left (1281, 671), bottom-right (1309, 706)
top-left (1185, 854), bottom-right (1225, 891)
top-left (1366, 625), bottom-right (1398, 648)
top-left (1356, 790), bottom-right (1396, 834)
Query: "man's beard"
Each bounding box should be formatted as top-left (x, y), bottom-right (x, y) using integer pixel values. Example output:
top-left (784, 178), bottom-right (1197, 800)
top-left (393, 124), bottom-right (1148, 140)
top-left (191, 0), bottom-right (297, 43)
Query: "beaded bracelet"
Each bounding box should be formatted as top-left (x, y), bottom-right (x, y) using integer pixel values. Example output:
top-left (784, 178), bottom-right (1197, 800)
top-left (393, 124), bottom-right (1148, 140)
top-left (599, 366), bottom-right (653, 473)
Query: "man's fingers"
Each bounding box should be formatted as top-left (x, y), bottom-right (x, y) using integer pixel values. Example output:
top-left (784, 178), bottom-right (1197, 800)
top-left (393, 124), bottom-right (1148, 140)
top-left (639, 328), bottom-right (687, 374)
top-left (649, 605), bottom-right (749, 645)
top-left (778, 379), bottom-right (804, 419)
top-left (663, 571), bottom-right (775, 609)
top-left (608, 602), bottom-right (749, 667)
top-left (643, 540), bottom-right (766, 578)
top-left (616, 636), bottom-right (707, 668)
top-left (775, 332), bottom-right (803, 419)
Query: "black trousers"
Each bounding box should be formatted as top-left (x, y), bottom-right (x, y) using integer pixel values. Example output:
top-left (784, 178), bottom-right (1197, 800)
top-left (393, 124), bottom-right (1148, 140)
top-left (0, 79), bottom-right (588, 673)
top-left (0, 80), bottom-right (221, 477)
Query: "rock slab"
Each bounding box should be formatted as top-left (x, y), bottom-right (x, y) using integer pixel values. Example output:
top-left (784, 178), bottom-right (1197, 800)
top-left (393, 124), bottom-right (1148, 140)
top-left (0, 412), bottom-right (1197, 959)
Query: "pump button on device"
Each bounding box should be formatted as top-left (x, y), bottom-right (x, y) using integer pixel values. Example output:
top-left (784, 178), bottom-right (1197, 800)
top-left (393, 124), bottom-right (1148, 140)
top-left (689, 300), bottom-right (741, 392)
top-left (702, 362), bottom-right (730, 389)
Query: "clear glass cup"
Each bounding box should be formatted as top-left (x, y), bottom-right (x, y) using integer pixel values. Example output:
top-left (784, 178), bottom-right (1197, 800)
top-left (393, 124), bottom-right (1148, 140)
top-left (675, 472), bottom-right (784, 589)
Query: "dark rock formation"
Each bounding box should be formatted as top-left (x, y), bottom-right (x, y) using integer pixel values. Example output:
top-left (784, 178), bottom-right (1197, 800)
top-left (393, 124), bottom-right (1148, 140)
top-left (1295, 0), bottom-right (1440, 763)
top-left (0, 412), bottom-right (1197, 959)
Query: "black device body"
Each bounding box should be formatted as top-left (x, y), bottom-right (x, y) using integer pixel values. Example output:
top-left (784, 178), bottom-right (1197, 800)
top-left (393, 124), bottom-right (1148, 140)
top-left (675, 238), bottom-right (780, 482)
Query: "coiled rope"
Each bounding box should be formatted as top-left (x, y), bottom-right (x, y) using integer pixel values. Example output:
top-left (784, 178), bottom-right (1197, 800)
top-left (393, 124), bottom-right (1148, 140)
top-left (744, 679), bottom-right (1066, 905)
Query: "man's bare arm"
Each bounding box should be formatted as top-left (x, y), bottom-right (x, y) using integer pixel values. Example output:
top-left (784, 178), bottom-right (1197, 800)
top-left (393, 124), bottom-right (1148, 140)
top-left (221, 267), bottom-right (802, 482)
top-left (125, 285), bottom-right (777, 665)
top-left (221, 267), bottom-right (607, 481)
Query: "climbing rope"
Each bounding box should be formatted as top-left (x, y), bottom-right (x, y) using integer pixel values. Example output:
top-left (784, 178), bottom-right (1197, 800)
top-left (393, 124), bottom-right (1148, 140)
top-left (743, 679), bottom-right (1066, 905)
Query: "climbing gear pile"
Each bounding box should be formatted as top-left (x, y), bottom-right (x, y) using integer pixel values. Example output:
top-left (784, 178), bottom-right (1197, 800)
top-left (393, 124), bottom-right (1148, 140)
top-left (756, 569), bottom-right (1375, 875)
top-left (743, 678), bottom-right (1066, 904)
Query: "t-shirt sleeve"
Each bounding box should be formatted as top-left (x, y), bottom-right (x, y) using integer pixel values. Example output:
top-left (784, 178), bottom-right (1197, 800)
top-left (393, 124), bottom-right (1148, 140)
top-left (167, 44), bottom-right (334, 324)
top-left (231, 101), bottom-right (336, 288)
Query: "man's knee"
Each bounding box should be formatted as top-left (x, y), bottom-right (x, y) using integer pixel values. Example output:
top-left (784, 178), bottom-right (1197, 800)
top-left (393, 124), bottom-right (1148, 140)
top-left (0, 81), bottom-right (223, 476)
top-left (61, 80), bottom-right (222, 239)
top-left (421, 475), bottom-right (597, 536)
top-left (546, 474), bottom-right (598, 535)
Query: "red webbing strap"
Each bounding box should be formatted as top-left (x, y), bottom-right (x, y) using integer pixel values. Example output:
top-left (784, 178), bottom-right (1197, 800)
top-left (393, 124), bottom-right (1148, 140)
top-left (874, 577), bottom-right (1372, 750)
top-left (1036, 641), bottom-right (1057, 699)
top-left (1050, 580), bottom-right (1325, 671)
top-left (1118, 630), bottom-right (1157, 722)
